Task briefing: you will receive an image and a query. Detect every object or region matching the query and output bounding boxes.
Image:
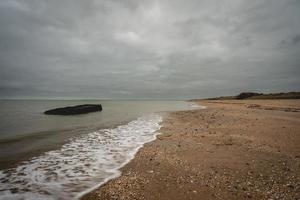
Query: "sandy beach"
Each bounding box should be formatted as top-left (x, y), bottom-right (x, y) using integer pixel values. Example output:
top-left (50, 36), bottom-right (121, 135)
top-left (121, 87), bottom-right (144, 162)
top-left (82, 100), bottom-right (300, 200)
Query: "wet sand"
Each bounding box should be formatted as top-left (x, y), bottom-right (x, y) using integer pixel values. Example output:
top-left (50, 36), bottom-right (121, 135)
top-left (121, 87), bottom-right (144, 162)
top-left (82, 100), bottom-right (300, 200)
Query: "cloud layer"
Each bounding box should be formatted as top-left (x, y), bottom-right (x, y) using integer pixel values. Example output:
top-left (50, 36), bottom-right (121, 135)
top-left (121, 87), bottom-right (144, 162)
top-left (0, 0), bottom-right (299, 99)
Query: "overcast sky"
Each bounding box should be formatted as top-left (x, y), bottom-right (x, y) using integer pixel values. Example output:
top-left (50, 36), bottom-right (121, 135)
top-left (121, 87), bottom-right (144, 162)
top-left (0, 0), bottom-right (299, 99)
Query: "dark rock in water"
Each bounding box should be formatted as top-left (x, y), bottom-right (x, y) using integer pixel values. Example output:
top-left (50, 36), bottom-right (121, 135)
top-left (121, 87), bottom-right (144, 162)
top-left (236, 92), bottom-right (262, 99)
top-left (44, 104), bottom-right (102, 115)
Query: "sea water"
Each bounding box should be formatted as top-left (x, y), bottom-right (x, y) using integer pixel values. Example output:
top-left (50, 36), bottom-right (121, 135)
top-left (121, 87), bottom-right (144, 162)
top-left (0, 100), bottom-right (199, 200)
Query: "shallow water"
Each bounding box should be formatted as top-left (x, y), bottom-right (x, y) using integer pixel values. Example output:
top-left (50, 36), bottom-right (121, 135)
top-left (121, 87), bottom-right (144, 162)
top-left (0, 114), bottom-right (162, 200)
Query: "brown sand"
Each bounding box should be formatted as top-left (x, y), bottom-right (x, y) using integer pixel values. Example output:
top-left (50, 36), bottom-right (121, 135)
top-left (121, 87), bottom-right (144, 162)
top-left (82, 100), bottom-right (300, 200)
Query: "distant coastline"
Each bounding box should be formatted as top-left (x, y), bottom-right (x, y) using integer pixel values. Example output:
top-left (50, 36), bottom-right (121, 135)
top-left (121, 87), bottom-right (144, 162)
top-left (191, 91), bottom-right (300, 101)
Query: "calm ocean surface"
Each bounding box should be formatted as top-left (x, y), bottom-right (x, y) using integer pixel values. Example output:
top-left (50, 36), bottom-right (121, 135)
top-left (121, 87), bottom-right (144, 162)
top-left (0, 100), bottom-right (198, 200)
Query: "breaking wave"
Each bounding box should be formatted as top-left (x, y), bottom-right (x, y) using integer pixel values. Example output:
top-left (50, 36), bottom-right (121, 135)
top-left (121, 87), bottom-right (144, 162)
top-left (0, 114), bottom-right (162, 200)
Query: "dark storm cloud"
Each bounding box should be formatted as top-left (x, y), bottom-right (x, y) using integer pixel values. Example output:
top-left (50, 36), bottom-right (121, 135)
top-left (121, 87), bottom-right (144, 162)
top-left (0, 0), bottom-right (299, 99)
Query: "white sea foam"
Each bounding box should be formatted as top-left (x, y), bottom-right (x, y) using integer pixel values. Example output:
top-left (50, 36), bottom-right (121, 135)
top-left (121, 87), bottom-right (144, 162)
top-left (0, 114), bottom-right (162, 200)
top-left (188, 102), bottom-right (207, 109)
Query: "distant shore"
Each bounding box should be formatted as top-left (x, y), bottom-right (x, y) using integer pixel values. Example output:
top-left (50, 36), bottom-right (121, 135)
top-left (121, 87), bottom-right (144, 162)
top-left (82, 99), bottom-right (300, 200)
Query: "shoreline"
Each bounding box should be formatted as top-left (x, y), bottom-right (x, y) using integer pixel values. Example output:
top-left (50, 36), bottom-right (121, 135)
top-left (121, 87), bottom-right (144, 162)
top-left (76, 113), bottom-right (167, 199)
top-left (82, 99), bottom-right (300, 200)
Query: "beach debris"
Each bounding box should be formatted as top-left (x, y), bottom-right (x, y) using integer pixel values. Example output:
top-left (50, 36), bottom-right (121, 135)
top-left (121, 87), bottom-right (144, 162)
top-left (44, 104), bottom-right (102, 115)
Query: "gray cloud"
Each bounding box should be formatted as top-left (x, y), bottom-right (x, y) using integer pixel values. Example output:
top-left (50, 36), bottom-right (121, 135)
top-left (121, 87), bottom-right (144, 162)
top-left (0, 0), bottom-right (299, 99)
